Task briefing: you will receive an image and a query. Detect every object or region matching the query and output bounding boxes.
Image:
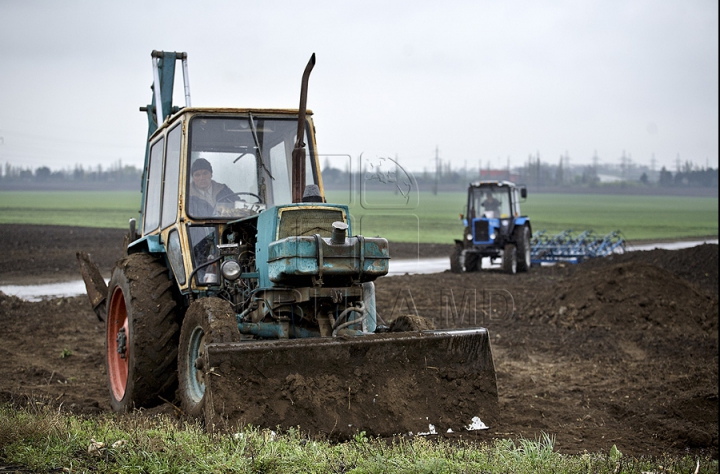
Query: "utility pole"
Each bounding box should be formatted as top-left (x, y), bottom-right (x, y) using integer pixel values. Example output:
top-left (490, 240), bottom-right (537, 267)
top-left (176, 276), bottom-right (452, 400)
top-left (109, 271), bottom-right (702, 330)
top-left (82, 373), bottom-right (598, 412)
top-left (433, 146), bottom-right (440, 196)
top-left (564, 150), bottom-right (571, 183)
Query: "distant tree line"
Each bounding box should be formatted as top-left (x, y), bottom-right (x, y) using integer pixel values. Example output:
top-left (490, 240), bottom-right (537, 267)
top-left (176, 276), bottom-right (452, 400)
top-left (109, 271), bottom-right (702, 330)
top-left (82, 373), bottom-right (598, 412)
top-left (656, 164), bottom-right (718, 188)
top-left (321, 155), bottom-right (718, 191)
top-left (1, 160), bottom-right (142, 184)
top-left (2, 155), bottom-right (716, 191)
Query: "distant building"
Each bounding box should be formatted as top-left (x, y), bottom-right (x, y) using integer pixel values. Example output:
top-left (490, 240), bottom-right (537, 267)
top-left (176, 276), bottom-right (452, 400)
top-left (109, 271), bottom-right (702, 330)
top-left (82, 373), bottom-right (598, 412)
top-left (479, 169), bottom-right (520, 182)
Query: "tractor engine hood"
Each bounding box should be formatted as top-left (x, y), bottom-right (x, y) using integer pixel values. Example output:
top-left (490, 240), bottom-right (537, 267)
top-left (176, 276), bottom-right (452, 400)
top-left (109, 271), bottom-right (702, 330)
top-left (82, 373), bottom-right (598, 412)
top-left (267, 234), bottom-right (389, 284)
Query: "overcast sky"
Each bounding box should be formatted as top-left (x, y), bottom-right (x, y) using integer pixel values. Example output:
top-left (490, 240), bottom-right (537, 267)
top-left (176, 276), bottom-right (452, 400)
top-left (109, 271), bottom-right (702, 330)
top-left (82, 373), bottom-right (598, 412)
top-left (0, 0), bottom-right (717, 174)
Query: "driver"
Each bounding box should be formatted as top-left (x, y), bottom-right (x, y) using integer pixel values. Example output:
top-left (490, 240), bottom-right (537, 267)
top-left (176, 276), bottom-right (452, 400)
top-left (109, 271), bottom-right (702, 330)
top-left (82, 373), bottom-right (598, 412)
top-left (482, 192), bottom-right (501, 216)
top-left (188, 158), bottom-right (237, 216)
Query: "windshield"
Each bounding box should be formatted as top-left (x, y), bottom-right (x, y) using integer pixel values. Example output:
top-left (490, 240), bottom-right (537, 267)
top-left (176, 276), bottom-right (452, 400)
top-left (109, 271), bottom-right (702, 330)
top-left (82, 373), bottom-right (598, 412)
top-left (187, 116), bottom-right (315, 219)
top-left (469, 186), bottom-right (511, 219)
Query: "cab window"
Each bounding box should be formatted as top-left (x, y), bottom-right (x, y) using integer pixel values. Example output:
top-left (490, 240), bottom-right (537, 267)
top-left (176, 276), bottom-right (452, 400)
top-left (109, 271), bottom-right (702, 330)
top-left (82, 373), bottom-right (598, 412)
top-left (143, 137), bottom-right (164, 233)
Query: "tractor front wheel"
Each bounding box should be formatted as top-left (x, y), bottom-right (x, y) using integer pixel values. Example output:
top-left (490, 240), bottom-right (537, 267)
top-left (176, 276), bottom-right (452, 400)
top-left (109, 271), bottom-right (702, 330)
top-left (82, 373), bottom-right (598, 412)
top-left (105, 253), bottom-right (180, 412)
top-left (449, 244), bottom-right (463, 273)
top-left (502, 244), bottom-right (517, 275)
top-left (464, 252), bottom-right (480, 272)
top-left (515, 225), bottom-right (531, 272)
top-left (178, 297), bottom-right (240, 417)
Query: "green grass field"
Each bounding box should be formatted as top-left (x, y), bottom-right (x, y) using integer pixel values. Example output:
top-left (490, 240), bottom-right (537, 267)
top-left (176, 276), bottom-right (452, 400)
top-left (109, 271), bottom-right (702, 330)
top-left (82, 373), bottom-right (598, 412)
top-left (327, 190), bottom-right (719, 243)
top-left (1, 190), bottom-right (717, 242)
top-left (0, 191), bottom-right (141, 229)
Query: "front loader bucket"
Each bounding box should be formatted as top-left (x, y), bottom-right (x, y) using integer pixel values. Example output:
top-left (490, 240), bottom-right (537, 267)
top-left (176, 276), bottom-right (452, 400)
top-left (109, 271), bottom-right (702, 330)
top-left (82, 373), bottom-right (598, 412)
top-left (204, 328), bottom-right (497, 437)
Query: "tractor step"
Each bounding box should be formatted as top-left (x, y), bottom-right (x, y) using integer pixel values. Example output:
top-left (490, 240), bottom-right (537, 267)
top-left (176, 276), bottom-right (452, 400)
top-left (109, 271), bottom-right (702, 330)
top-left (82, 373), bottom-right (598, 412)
top-left (203, 328), bottom-right (497, 437)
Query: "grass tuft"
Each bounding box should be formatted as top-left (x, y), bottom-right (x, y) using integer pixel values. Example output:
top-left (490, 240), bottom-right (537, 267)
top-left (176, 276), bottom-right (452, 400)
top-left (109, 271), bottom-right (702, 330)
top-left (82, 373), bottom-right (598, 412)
top-left (1, 404), bottom-right (717, 473)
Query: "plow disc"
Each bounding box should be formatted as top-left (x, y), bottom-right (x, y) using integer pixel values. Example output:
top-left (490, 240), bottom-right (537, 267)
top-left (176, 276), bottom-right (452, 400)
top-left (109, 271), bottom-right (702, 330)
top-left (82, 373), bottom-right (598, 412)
top-left (204, 329), bottom-right (497, 437)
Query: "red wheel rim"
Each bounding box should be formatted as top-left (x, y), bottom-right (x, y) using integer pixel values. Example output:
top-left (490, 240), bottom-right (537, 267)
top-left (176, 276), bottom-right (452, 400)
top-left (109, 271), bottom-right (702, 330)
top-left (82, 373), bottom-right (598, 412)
top-left (107, 287), bottom-right (129, 401)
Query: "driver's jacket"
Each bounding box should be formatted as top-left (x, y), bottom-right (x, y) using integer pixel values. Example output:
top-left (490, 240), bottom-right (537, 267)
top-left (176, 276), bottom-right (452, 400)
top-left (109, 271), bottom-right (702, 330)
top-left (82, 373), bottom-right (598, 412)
top-left (188, 180), bottom-right (236, 217)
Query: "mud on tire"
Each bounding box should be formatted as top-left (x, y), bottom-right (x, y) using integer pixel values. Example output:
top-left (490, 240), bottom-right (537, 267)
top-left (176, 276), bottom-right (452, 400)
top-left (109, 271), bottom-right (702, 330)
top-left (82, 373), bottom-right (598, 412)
top-left (105, 253), bottom-right (180, 412)
top-left (178, 297), bottom-right (240, 417)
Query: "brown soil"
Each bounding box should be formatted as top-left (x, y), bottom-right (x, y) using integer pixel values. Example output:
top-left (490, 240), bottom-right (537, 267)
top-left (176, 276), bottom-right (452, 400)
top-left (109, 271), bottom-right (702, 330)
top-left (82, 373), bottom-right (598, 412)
top-left (0, 224), bottom-right (717, 458)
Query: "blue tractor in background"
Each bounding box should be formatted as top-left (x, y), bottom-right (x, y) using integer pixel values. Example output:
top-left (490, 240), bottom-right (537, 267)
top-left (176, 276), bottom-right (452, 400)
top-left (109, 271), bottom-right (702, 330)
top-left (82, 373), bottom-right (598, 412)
top-left (451, 181), bottom-right (531, 274)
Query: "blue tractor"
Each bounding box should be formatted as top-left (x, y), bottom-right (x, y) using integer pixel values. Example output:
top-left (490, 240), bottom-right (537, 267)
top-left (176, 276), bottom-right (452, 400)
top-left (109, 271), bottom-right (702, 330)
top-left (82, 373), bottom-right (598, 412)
top-left (451, 180), bottom-right (531, 274)
top-left (77, 51), bottom-right (497, 437)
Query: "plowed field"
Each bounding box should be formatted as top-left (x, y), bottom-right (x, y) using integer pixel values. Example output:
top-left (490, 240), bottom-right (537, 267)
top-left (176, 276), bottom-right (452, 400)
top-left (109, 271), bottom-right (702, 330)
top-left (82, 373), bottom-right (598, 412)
top-left (0, 224), bottom-right (716, 457)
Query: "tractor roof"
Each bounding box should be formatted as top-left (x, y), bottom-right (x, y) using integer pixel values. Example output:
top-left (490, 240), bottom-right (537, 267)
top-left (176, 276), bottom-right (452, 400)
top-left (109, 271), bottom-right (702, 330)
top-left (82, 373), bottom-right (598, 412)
top-left (151, 107), bottom-right (313, 139)
top-left (469, 180), bottom-right (517, 188)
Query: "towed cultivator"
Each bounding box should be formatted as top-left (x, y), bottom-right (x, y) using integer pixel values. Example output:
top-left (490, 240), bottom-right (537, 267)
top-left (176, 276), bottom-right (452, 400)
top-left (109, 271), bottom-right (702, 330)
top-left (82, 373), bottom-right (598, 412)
top-left (530, 230), bottom-right (626, 265)
top-left (77, 50), bottom-right (497, 437)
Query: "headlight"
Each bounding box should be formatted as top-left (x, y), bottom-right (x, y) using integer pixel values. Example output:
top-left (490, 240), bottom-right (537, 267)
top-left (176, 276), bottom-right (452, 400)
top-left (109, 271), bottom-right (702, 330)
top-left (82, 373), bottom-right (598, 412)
top-left (489, 232), bottom-right (496, 240)
top-left (221, 260), bottom-right (242, 281)
top-left (501, 219), bottom-right (509, 227)
top-left (466, 234), bottom-right (473, 240)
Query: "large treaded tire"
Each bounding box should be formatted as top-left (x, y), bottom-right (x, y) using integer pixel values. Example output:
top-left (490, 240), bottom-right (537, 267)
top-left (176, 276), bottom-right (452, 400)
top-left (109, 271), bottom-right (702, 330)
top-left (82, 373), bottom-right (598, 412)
top-left (515, 225), bottom-right (531, 273)
top-left (464, 252), bottom-right (480, 272)
top-left (450, 244), bottom-right (463, 273)
top-left (502, 244), bottom-right (517, 275)
top-left (178, 297), bottom-right (240, 417)
top-left (105, 253), bottom-right (180, 412)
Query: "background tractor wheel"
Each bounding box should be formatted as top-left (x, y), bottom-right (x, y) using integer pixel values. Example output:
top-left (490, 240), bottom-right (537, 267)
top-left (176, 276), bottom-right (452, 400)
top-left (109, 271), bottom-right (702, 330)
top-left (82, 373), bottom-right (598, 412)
top-left (105, 253), bottom-right (180, 412)
top-left (449, 244), bottom-right (463, 273)
top-left (464, 252), bottom-right (480, 272)
top-left (502, 244), bottom-right (517, 275)
top-left (178, 297), bottom-right (240, 417)
top-left (515, 225), bottom-right (531, 272)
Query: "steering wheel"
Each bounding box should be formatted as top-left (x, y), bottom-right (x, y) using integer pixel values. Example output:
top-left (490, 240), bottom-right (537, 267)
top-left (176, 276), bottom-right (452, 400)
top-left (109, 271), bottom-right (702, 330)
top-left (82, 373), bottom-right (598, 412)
top-left (217, 192), bottom-right (263, 204)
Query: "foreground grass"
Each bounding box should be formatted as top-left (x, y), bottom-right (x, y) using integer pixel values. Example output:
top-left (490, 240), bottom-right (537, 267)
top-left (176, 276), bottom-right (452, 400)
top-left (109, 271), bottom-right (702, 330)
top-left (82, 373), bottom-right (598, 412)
top-left (0, 190), bottom-right (717, 243)
top-left (1, 406), bottom-right (716, 474)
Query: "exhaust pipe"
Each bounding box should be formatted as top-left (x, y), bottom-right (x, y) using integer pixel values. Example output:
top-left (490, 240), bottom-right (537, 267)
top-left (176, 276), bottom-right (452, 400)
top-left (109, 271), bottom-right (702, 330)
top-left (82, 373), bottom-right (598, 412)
top-left (292, 53), bottom-right (316, 203)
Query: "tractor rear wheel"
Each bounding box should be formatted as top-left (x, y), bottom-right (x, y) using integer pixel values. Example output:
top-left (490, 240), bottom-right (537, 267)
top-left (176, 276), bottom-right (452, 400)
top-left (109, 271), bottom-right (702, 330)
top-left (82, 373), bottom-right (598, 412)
top-left (105, 253), bottom-right (180, 412)
top-left (502, 244), bottom-right (517, 275)
top-left (515, 225), bottom-right (531, 272)
top-left (178, 297), bottom-right (240, 417)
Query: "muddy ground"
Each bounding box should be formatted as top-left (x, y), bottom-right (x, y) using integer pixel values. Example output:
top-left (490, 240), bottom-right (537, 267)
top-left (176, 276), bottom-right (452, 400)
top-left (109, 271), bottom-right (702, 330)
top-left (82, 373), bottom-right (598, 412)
top-left (0, 224), bottom-right (717, 458)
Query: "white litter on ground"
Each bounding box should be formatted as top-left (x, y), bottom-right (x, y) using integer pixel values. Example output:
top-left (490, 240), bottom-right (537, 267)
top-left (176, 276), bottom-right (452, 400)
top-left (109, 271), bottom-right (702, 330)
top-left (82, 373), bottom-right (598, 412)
top-left (465, 416), bottom-right (488, 430)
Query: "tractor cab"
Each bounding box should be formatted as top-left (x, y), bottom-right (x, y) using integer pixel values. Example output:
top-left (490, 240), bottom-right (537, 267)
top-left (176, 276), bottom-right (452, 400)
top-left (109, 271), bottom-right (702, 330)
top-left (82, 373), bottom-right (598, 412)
top-left (469, 184), bottom-right (513, 220)
top-left (130, 108), bottom-right (323, 291)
